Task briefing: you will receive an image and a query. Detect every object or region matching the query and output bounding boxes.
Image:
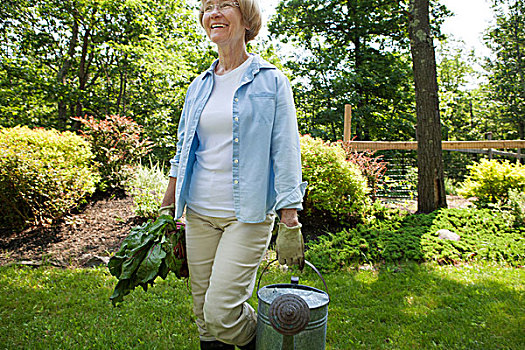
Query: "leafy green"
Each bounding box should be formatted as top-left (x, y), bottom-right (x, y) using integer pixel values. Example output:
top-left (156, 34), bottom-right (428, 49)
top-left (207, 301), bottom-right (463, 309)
top-left (108, 215), bottom-right (187, 306)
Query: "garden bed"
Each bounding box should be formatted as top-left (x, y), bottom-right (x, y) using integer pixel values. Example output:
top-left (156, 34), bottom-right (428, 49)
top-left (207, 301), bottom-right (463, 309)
top-left (0, 191), bottom-right (145, 267)
top-left (1, 193), bottom-right (473, 268)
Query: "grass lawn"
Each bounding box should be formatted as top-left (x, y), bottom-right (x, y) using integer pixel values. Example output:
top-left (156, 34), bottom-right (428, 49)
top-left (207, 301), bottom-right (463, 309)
top-left (0, 262), bottom-right (523, 349)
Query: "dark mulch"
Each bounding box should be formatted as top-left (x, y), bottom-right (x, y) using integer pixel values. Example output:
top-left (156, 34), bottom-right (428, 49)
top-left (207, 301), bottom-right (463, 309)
top-left (0, 191), bottom-right (146, 268)
top-left (0, 193), bottom-right (473, 268)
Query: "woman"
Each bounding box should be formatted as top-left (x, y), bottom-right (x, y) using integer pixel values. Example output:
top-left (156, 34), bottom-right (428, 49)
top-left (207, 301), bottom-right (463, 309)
top-left (159, 1), bottom-right (306, 349)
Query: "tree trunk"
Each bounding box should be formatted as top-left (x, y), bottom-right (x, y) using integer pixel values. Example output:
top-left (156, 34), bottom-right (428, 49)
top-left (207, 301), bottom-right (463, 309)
top-left (76, 26), bottom-right (92, 118)
top-left (408, 0), bottom-right (447, 213)
top-left (510, 3), bottom-right (525, 150)
top-left (116, 70), bottom-right (127, 116)
top-left (57, 16), bottom-right (79, 124)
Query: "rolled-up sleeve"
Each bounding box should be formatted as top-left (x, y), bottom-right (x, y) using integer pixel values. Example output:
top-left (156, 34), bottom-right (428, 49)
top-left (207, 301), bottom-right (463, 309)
top-left (270, 72), bottom-right (307, 211)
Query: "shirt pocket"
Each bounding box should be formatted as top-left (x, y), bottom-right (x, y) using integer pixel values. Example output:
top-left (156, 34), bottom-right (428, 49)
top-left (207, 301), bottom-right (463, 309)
top-left (249, 93), bottom-right (276, 125)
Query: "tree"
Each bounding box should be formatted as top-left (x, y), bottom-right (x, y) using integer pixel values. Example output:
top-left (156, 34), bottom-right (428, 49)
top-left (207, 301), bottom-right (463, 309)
top-left (484, 0), bottom-right (525, 140)
top-left (408, 0), bottom-right (447, 213)
top-left (269, 0), bottom-right (416, 141)
top-left (436, 40), bottom-right (481, 140)
top-left (0, 0), bottom-right (214, 160)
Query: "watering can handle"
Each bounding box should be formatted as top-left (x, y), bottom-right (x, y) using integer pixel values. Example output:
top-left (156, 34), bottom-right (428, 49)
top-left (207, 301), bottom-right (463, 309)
top-left (257, 259), bottom-right (330, 297)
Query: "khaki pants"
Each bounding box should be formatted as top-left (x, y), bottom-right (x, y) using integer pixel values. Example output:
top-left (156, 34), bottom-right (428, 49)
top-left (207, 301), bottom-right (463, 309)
top-left (185, 208), bottom-right (275, 346)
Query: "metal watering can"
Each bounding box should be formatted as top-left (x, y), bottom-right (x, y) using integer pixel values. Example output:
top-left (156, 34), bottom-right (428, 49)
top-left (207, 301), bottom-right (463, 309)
top-left (256, 260), bottom-right (330, 350)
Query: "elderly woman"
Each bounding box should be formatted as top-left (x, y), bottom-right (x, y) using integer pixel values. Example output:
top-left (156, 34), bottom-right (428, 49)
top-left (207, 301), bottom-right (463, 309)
top-left (159, 1), bottom-right (306, 349)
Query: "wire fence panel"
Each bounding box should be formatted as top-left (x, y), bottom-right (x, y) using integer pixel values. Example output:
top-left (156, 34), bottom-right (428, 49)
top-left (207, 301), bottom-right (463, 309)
top-left (371, 149), bottom-right (518, 199)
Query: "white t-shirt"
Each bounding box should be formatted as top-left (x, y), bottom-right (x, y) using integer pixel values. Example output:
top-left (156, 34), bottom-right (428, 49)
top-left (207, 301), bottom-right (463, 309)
top-left (187, 55), bottom-right (254, 217)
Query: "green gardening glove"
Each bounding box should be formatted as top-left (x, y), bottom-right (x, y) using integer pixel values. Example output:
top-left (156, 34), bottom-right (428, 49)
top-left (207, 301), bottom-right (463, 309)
top-left (276, 223), bottom-right (305, 269)
top-left (159, 203), bottom-right (175, 218)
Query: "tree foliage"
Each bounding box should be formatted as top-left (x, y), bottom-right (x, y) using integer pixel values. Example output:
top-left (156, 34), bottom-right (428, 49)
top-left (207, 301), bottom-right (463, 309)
top-left (0, 0), bottom-right (214, 160)
top-left (268, 0), bottom-right (449, 142)
top-left (484, 0), bottom-right (525, 140)
top-left (435, 40), bottom-right (494, 141)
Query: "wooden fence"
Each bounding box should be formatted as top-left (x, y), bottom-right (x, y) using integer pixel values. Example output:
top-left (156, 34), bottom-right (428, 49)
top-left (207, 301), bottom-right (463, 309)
top-left (342, 105), bottom-right (524, 198)
top-left (344, 140), bottom-right (525, 158)
top-left (343, 105), bottom-right (525, 159)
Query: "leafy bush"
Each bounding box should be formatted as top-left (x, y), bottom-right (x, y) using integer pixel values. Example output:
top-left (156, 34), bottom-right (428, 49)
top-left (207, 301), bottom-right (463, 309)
top-left (73, 115), bottom-right (152, 191)
top-left (300, 135), bottom-right (369, 226)
top-left (444, 177), bottom-right (459, 196)
top-left (507, 189), bottom-right (525, 225)
top-left (420, 208), bottom-right (523, 266)
top-left (493, 188), bottom-right (525, 228)
top-left (306, 207), bottom-right (524, 271)
top-left (458, 159), bottom-right (525, 205)
top-left (0, 126), bottom-right (98, 231)
top-left (125, 161), bottom-right (168, 219)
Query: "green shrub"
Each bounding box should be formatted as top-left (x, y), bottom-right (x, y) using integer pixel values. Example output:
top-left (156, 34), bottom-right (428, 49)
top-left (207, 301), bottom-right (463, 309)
top-left (508, 189), bottom-right (525, 225)
top-left (300, 135), bottom-right (369, 225)
top-left (125, 161), bottom-right (168, 219)
top-left (421, 208), bottom-right (523, 266)
top-left (0, 126), bottom-right (98, 231)
top-left (458, 159), bottom-right (525, 205)
top-left (73, 115), bottom-right (152, 191)
top-left (493, 188), bottom-right (525, 228)
top-left (306, 207), bottom-right (524, 271)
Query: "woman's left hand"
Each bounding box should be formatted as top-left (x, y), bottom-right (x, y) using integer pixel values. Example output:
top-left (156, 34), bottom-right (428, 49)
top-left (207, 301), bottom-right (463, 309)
top-left (276, 208), bottom-right (304, 268)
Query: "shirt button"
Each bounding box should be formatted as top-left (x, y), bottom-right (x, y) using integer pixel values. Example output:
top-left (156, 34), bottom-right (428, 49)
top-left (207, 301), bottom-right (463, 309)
top-left (234, 117), bottom-right (239, 122)
top-left (234, 138), bottom-right (239, 142)
top-left (234, 98), bottom-right (239, 102)
top-left (234, 180), bottom-right (239, 184)
top-left (234, 159), bottom-right (239, 164)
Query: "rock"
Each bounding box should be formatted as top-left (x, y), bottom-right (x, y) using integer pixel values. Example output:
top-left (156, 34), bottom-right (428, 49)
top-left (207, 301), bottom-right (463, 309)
top-left (81, 254), bottom-right (110, 268)
top-left (436, 229), bottom-right (460, 241)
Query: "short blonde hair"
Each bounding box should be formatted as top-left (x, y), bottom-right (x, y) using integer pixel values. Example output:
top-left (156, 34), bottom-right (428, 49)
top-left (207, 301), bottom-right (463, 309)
top-left (199, 0), bottom-right (262, 43)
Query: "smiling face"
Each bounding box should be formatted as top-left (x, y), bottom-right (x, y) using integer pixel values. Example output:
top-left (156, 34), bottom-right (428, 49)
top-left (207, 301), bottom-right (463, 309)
top-left (201, 1), bottom-right (247, 48)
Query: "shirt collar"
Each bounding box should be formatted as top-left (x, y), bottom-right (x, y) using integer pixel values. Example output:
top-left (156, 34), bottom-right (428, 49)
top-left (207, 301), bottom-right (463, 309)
top-left (201, 54), bottom-right (275, 80)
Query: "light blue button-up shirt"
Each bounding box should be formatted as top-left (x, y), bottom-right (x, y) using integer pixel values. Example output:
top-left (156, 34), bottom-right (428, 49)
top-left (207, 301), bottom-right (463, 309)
top-left (169, 54), bottom-right (306, 223)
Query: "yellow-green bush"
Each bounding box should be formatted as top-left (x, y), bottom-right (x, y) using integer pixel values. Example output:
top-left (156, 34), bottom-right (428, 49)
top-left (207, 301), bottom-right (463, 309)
top-left (458, 159), bottom-right (525, 204)
top-left (301, 135), bottom-right (369, 225)
top-left (0, 126), bottom-right (98, 231)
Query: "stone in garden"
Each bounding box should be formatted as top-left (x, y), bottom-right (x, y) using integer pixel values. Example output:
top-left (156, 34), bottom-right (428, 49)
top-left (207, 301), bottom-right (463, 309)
top-left (81, 254), bottom-right (110, 268)
top-left (436, 229), bottom-right (460, 241)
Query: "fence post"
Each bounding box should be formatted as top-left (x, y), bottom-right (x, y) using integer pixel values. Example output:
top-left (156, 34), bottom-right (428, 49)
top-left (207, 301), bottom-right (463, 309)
top-left (344, 104), bottom-right (352, 142)
top-left (486, 132), bottom-right (493, 160)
